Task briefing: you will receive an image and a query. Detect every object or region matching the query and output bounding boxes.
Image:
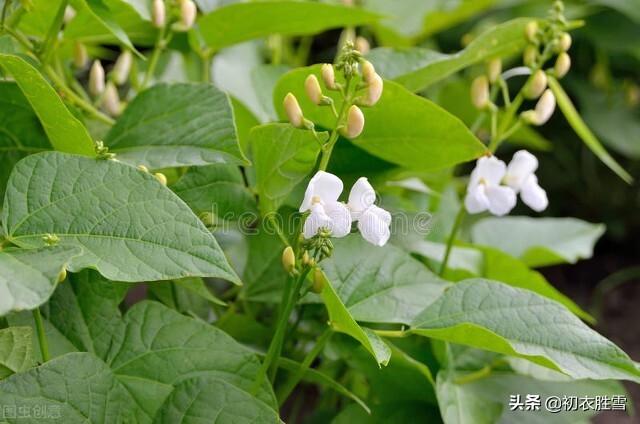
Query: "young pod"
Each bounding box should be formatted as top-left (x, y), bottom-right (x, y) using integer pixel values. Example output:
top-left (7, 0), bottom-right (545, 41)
top-left (321, 64), bottom-right (336, 89)
top-left (73, 42), bottom-right (88, 68)
top-left (470, 75), bottom-right (490, 110)
top-left (112, 50), bottom-right (133, 85)
top-left (554, 52), bottom-right (571, 78)
top-left (282, 246), bottom-right (296, 274)
top-left (102, 82), bottom-right (121, 117)
top-left (283, 93), bottom-right (304, 128)
top-left (524, 69), bottom-right (547, 99)
top-left (305, 74), bottom-right (323, 105)
top-left (486, 58), bottom-right (502, 84)
top-left (152, 0), bottom-right (166, 28)
top-left (180, 0), bottom-right (197, 30)
top-left (89, 60), bottom-right (105, 96)
top-left (342, 105), bottom-right (365, 138)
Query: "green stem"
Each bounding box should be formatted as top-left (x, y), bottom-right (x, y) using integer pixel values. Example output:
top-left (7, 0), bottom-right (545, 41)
top-left (0, 0), bottom-right (12, 29)
top-left (374, 329), bottom-right (410, 338)
top-left (39, 0), bottom-right (68, 63)
top-left (201, 51), bottom-right (213, 83)
top-left (453, 365), bottom-right (492, 385)
top-left (32, 308), bottom-right (50, 362)
top-left (439, 207), bottom-right (465, 277)
top-left (277, 327), bottom-right (332, 405)
top-left (142, 27), bottom-right (171, 90)
top-left (318, 79), bottom-right (352, 171)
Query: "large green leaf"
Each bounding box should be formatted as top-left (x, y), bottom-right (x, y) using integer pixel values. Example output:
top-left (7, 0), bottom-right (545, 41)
top-left (0, 327), bottom-right (34, 379)
top-left (105, 83), bottom-right (247, 169)
top-left (436, 369), bottom-right (502, 424)
top-left (548, 76), bottom-right (632, 184)
top-left (322, 235), bottom-right (450, 324)
top-left (197, 1), bottom-right (380, 50)
top-left (411, 279), bottom-right (640, 382)
top-left (470, 216), bottom-right (605, 267)
top-left (250, 123), bottom-right (324, 215)
top-left (0, 246), bottom-right (79, 316)
top-left (273, 66), bottom-right (487, 170)
top-left (172, 164), bottom-right (257, 220)
top-left (2, 152), bottom-right (240, 283)
top-left (367, 18), bottom-right (532, 92)
top-left (320, 270), bottom-right (391, 366)
top-left (0, 82), bottom-right (50, 198)
top-left (0, 55), bottom-right (95, 156)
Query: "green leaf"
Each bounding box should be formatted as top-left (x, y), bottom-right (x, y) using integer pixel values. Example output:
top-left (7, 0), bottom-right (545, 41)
top-left (0, 327), bottom-right (34, 379)
top-left (0, 246), bottom-right (79, 316)
top-left (273, 66), bottom-right (487, 170)
top-left (197, 1), bottom-right (380, 50)
top-left (155, 376), bottom-right (283, 423)
top-left (172, 164), bottom-right (257, 220)
top-left (411, 279), bottom-right (640, 382)
top-left (320, 269), bottom-right (391, 366)
top-left (105, 83), bottom-right (247, 169)
top-left (481, 246), bottom-right (594, 322)
top-left (0, 352), bottom-right (140, 423)
top-left (0, 54), bottom-right (95, 156)
top-left (367, 18), bottom-right (532, 92)
top-left (2, 152), bottom-right (240, 283)
top-left (548, 76), bottom-right (632, 184)
top-left (322, 235), bottom-right (450, 324)
top-left (471, 216), bottom-right (606, 267)
top-left (0, 82), bottom-right (50, 199)
top-left (436, 369), bottom-right (502, 424)
top-left (250, 123), bottom-right (324, 215)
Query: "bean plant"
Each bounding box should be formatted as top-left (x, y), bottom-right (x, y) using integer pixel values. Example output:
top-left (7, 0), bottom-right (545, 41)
top-left (0, 0), bottom-right (636, 423)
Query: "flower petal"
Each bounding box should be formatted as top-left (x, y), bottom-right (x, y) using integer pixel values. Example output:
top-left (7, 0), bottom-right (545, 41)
top-left (347, 177), bottom-right (376, 219)
top-left (300, 171), bottom-right (343, 212)
top-left (485, 185), bottom-right (516, 216)
top-left (303, 203), bottom-right (331, 239)
top-left (505, 150), bottom-right (538, 190)
top-left (325, 201), bottom-right (352, 237)
top-left (464, 184), bottom-right (489, 214)
top-left (520, 175), bottom-right (548, 212)
top-left (357, 205), bottom-right (391, 246)
top-left (473, 156), bottom-right (507, 186)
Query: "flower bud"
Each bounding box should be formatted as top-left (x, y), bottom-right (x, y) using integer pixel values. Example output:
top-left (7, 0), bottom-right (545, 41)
top-left (282, 246), bottom-right (295, 274)
top-left (558, 32), bottom-right (572, 52)
top-left (522, 89), bottom-right (555, 125)
top-left (137, 164), bottom-right (149, 173)
top-left (470, 75), bottom-right (490, 109)
top-left (361, 60), bottom-right (376, 83)
top-left (523, 45), bottom-right (537, 67)
top-left (63, 6), bottom-right (76, 24)
top-left (283, 93), bottom-right (304, 128)
top-left (305, 74), bottom-right (323, 105)
top-left (57, 268), bottom-right (67, 283)
top-left (525, 21), bottom-right (538, 42)
top-left (355, 36), bottom-right (370, 55)
top-left (112, 50), bottom-right (133, 85)
top-left (102, 82), bottom-right (121, 117)
top-left (152, 0), bottom-right (166, 28)
top-left (342, 105), bottom-right (365, 138)
top-left (89, 60), bottom-right (105, 96)
top-left (321, 64), bottom-right (336, 90)
top-left (301, 250), bottom-right (310, 266)
top-left (73, 42), bottom-right (88, 68)
top-left (154, 172), bottom-right (167, 185)
top-left (312, 267), bottom-right (325, 294)
top-left (524, 69), bottom-right (547, 99)
top-left (362, 73), bottom-right (383, 106)
top-left (180, 0), bottom-right (197, 30)
top-left (486, 58), bottom-right (502, 84)
top-left (554, 52), bottom-right (571, 78)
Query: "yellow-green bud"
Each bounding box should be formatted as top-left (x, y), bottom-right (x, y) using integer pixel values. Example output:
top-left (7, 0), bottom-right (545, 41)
top-left (305, 74), bottom-right (323, 105)
top-left (524, 69), bottom-right (547, 99)
top-left (554, 52), bottom-right (571, 78)
top-left (137, 164), bottom-right (149, 173)
top-left (361, 60), bottom-right (376, 83)
top-left (73, 42), bottom-right (88, 68)
top-left (283, 92), bottom-right (304, 128)
top-left (57, 268), bottom-right (67, 283)
top-left (102, 82), bottom-right (121, 117)
top-left (355, 36), bottom-right (370, 55)
top-left (362, 73), bottom-right (383, 106)
top-left (301, 250), bottom-right (310, 266)
top-left (152, 0), bottom-right (166, 28)
top-left (63, 5), bottom-right (76, 24)
top-left (89, 60), bottom-right (105, 96)
top-left (154, 172), bottom-right (167, 185)
top-left (312, 268), bottom-right (326, 294)
top-left (342, 105), bottom-right (365, 138)
top-left (523, 45), bottom-right (538, 67)
top-left (180, 0), bottom-right (197, 30)
top-left (558, 32), bottom-right (572, 52)
top-left (470, 75), bottom-right (490, 110)
top-left (282, 246), bottom-right (296, 274)
top-left (486, 58), bottom-right (502, 84)
top-left (112, 50), bottom-right (133, 85)
top-left (321, 64), bottom-right (336, 89)
top-left (525, 21), bottom-right (538, 42)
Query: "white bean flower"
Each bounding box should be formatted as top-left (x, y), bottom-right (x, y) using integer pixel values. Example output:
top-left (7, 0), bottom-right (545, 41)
top-left (504, 150), bottom-right (548, 212)
top-left (465, 156), bottom-right (516, 216)
top-left (348, 177), bottom-right (391, 246)
top-left (300, 171), bottom-right (351, 239)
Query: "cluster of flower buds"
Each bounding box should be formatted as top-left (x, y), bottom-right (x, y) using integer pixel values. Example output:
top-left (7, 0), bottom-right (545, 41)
top-left (470, 57), bottom-right (502, 111)
top-left (152, 0), bottom-right (197, 31)
top-left (465, 150), bottom-right (548, 216)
